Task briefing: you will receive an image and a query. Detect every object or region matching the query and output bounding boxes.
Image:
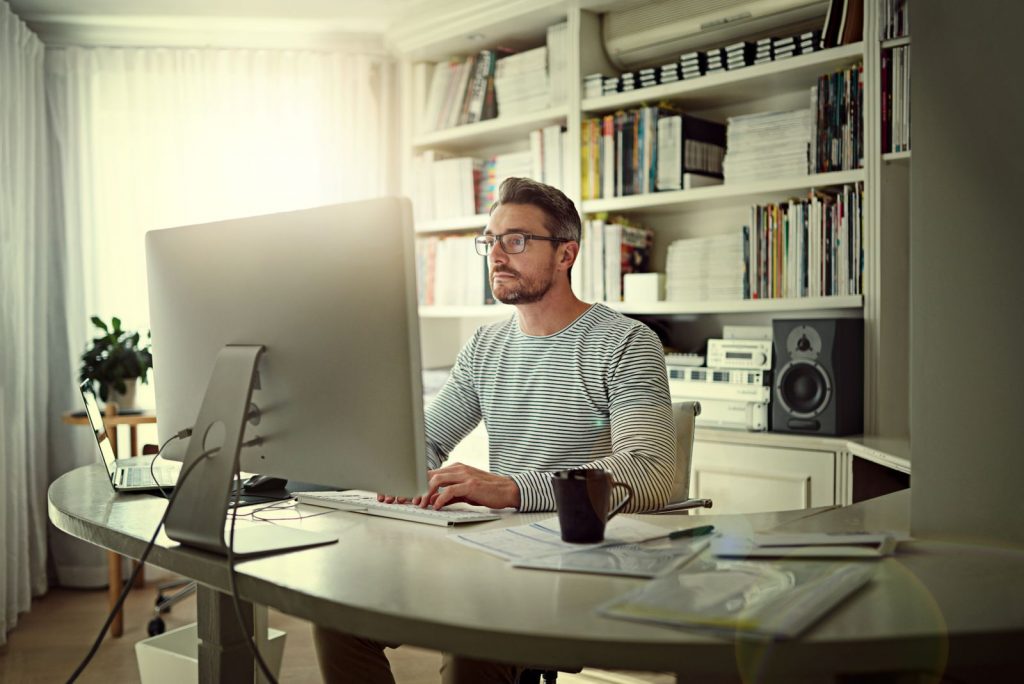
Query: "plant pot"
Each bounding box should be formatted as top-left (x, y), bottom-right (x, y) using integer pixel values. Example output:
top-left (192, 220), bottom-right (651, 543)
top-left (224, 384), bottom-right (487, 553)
top-left (107, 378), bottom-right (138, 410)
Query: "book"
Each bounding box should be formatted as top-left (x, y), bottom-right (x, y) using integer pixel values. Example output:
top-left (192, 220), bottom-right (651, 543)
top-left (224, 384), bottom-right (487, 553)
top-left (599, 557), bottom-right (876, 638)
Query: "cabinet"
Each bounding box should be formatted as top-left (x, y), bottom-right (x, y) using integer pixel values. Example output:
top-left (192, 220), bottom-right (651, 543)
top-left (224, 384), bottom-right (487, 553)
top-left (390, 0), bottom-right (911, 496)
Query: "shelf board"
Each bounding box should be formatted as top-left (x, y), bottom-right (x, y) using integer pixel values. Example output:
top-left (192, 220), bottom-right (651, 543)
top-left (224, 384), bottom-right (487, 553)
top-left (609, 295), bottom-right (863, 316)
top-left (882, 150), bottom-right (911, 163)
top-left (415, 214), bottom-right (489, 233)
top-left (419, 305), bottom-right (514, 319)
top-left (420, 296), bottom-right (862, 319)
top-left (412, 106), bottom-right (568, 152)
top-left (581, 169), bottom-right (864, 215)
top-left (881, 36), bottom-right (911, 49)
top-left (582, 42), bottom-right (864, 114)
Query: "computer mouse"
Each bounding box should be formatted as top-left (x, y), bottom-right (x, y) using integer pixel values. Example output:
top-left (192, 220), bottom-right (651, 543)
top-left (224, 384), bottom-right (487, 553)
top-left (242, 475), bottom-right (288, 493)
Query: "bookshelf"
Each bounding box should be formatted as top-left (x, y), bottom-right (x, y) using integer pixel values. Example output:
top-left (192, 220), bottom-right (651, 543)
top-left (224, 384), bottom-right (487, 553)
top-left (392, 0), bottom-right (911, 447)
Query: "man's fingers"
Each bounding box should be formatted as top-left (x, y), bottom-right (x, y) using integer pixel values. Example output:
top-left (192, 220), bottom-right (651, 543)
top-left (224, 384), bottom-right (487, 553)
top-left (432, 482), bottom-right (470, 510)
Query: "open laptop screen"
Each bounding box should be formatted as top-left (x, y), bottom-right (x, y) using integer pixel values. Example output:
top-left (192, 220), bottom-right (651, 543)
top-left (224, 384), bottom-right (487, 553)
top-left (79, 382), bottom-right (118, 478)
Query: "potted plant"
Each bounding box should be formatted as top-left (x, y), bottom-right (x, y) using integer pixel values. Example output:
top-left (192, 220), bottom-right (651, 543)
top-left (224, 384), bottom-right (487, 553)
top-left (79, 316), bottom-right (153, 408)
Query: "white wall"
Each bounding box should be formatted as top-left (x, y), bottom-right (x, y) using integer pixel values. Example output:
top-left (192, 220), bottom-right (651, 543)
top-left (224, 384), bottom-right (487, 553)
top-left (910, 2), bottom-right (1024, 544)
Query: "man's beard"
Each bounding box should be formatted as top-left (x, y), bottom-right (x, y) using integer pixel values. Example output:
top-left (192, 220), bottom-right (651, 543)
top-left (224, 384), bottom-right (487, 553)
top-left (490, 265), bottom-right (555, 304)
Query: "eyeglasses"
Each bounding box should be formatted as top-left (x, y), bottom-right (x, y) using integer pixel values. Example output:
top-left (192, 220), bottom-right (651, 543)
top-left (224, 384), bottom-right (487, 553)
top-left (474, 232), bottom-right (569, 256)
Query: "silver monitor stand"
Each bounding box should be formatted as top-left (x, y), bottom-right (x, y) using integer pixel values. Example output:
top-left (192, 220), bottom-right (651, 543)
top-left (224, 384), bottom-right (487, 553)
top-left (164, 345), bottom-right (337, 556)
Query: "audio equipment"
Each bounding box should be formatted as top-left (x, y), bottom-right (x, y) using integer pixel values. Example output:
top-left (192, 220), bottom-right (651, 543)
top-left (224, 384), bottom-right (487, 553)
top-left (707, 339), bottom-right (772, 370)
top-left (772, 318), bottom-right (863, 435)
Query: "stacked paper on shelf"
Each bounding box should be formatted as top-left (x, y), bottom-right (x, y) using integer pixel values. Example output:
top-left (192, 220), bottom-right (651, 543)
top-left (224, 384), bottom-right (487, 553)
top-left (599, 556), bottom-right (876, 639)
top-left (666, 233), bottom-right (745, 302)
top-left (723, 109), bottom-right (811, 184)
top-left (495, 46), bottom-right (549, 117)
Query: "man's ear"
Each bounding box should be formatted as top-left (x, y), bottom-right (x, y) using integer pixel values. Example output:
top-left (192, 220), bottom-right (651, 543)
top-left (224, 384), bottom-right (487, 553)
top-left (561, 241), bottom-right (579, 265)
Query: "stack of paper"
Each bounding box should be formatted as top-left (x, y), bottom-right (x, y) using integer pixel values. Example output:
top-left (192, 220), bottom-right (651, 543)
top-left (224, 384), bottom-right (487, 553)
top-left (600, 556), bottom-right (876, 638)
top-left (665, 233), bottom-right (745, 302)
top-left (723, 109), bottom-right (811, 183)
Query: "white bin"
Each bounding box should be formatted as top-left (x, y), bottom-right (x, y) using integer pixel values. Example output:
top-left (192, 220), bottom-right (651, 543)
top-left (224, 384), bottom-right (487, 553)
top-left (136, 622), bottom-right (286, 684)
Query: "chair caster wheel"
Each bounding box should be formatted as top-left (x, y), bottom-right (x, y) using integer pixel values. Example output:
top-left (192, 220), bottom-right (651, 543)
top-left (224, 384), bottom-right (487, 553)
top-left (147, 617), bottom-right (166, 636)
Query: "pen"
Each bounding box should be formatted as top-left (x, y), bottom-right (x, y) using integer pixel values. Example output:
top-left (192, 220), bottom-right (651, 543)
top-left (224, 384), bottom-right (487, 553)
top-left (603, 525), bottom-right (715, 549)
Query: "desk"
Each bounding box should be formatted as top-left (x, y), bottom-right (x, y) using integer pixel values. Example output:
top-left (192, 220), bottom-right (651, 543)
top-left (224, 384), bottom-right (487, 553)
top-left (49, 465), bottom-right (1024, 682)
top-left (61, 408), bottom-right (157, 638)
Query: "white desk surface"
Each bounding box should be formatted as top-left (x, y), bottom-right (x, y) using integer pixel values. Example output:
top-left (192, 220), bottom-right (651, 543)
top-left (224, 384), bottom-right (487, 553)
top-left (50, 465), bottom-right (1023, 679)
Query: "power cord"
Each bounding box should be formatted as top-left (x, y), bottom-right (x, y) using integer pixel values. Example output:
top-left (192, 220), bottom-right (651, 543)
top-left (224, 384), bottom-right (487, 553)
top-left (227, 461), bottom-right (279, 684)
top-left (149, 428), bottom-right (194, 499)
top-left (67, 446), bottom-right (218, 684)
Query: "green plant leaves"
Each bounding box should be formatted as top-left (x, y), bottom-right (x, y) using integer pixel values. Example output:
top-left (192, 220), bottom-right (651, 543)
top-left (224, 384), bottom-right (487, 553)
top-left (79, 316), bottom-right (153, 402)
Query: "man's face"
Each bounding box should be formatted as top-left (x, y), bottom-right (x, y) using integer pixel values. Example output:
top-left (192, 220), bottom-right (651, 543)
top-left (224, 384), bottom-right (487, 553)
top-left (485, 203), bottom-right (561, 305)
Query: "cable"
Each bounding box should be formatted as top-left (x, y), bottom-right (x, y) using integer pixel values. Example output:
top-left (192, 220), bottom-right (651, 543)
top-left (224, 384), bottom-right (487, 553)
top-left (149, 427), bottom-right (194, 500)
top-left (227, 461), bottom-right (279, 684)
top-left (67, 446), bottom-right (217, 684)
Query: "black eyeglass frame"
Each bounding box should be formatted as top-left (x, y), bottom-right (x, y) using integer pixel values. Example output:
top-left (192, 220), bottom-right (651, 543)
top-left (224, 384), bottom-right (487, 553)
top-left (474, 232), bottom-right (571, 256)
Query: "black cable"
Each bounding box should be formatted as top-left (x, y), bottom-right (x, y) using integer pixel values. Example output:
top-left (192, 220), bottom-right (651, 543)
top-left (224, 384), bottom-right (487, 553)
top-left (227, 462), bottom-right (279, 684)
top-left (67, 447), bottom-right (217, 684)
top-left (149, 428), bottom-right (193, 499)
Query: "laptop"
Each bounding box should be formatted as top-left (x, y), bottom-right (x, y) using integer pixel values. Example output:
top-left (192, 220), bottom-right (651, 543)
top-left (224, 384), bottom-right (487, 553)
top-left (79, 381), bottom-right (180, 492)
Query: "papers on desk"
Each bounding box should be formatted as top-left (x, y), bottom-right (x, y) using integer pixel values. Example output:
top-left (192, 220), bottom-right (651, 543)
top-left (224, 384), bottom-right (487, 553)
top-left (454, 517), bottom-right (710, 578)
top-left (711, 532), bottom-right (902, 559)
top-left (599, 557), bottom-right (876, 639)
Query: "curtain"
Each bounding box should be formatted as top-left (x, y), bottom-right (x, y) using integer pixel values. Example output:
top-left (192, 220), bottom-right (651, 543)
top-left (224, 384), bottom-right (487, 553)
top-left (0, 0), bottom-right (52, 648)
top-left (41, 46), bottom-right (396, 586)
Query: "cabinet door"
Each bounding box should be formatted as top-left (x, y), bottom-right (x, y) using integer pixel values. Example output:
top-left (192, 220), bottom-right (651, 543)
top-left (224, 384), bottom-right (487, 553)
top-left (690, 442), bottom-right (836, 514)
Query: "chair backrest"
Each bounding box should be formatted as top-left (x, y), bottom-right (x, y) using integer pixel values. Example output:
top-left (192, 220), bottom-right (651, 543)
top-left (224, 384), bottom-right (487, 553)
top-left (669, 401), bottom-right (701, 503)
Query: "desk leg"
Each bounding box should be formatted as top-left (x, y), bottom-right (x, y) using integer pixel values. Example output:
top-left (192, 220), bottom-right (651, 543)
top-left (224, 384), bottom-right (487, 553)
top-left (106, 551), bottom-right (124, 637)
top-left (197, 585), bottom-right (255, 684)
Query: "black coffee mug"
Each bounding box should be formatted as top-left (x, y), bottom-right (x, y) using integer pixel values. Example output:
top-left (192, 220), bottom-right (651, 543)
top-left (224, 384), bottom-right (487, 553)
top-left (552, 469), bottom-right (634, 543)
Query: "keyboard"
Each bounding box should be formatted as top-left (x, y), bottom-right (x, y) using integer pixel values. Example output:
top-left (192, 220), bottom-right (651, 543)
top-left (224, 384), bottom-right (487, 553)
top-left (119, 466), bottom-right (178, 487)
top-left (294, 491), bottom-right (501, 527)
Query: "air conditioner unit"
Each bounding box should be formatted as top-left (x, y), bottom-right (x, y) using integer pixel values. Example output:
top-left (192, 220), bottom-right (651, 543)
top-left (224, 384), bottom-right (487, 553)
top-left (603, 0), bottom-right (829, 69)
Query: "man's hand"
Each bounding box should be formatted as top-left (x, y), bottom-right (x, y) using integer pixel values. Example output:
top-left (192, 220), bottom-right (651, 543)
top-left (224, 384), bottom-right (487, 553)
top-left (420, 463), bottom-right (521, 510)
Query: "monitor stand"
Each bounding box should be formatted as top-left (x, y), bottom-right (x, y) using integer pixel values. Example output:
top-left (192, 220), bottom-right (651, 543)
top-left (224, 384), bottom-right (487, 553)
top-left (164, 345), bottom-right (337, 556)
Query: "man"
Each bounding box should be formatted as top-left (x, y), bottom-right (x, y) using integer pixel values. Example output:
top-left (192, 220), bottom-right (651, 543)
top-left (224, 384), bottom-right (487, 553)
top-left (315, 177), bottom-right (675, 683)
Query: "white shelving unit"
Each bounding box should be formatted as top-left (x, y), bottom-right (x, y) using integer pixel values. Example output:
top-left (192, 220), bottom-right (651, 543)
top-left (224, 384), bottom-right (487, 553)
top-left (391, 0), bottom-right (910, 460)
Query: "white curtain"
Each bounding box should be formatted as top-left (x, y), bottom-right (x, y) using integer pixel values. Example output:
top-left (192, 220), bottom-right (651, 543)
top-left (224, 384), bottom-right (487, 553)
top-left (40, 46), bottom-right (396, 586)
top-left (0, 1), bottom-right (52, 648)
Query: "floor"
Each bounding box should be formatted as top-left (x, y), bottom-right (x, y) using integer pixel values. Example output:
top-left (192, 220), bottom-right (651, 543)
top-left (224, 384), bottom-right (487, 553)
top-left (0, 581), bottom-right (672, 683)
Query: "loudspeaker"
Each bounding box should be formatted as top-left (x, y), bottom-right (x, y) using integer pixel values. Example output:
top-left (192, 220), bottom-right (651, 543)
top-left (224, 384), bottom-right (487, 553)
top-left (772, 318), bottom-right (863, 435)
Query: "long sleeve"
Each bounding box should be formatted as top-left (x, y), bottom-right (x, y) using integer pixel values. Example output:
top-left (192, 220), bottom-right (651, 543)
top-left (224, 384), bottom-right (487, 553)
top-left (510, 325), bottom-right (675, 513)
top-left (423, 332), bottom-right (483, 470)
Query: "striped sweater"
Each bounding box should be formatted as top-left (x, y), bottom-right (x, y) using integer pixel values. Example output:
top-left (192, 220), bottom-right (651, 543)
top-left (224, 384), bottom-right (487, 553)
top-left (424, 303), bottom-right (675, 512)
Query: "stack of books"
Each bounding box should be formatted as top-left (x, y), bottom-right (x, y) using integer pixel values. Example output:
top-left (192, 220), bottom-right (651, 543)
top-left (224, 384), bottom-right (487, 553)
top-left (811, 63), bottom-right (864, 172)
top-left (411, 152), bottom-right (481, 223)
top-left (655, 112), bottom-right (726, 192)
top-left (574, 216), bottom-right (654, 303)
top-left (495, 46), bottom-right (549, 117)
top-left (880, 0), bottom-right (910, 40)
top-left (744, 184), bottom-right (864, 300)
top-left (583, 73), bottom-right (605, 98)
top-left (772, 35), bottom-right (799, 60)
top-left (659, 62), bottom-right (680, 84)
top-left (637, 67), bottom-right (658, 88)
top-left (798, 30), bottom-right (821, 54)
top-left (666, 233), bottom-right (745, 302)
top-left (723, 109), bottom-right (812, 184)
top-left (753, 37), bottom-right (773, 65)
top-left (421, 52), bottom-right (499, 133)
top-left (724, 41), bottom-right (754, 70)
top-left (881, 46), bottom-right (909, 153)
top-left (415, 233), bottom-right (490, 307)
top-left (704, 48), bottom-right (726, 74)
top-left (679, 51), bottom-right (704, 79)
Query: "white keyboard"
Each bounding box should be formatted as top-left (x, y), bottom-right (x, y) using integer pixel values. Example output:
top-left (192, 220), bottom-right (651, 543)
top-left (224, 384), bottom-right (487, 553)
top-left (294, 491), bottom-right (501, 527)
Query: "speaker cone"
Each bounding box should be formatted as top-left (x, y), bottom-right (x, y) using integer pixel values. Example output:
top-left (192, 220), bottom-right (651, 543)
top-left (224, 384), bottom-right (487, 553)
top-left (775, 360), bottom-right (831, 418)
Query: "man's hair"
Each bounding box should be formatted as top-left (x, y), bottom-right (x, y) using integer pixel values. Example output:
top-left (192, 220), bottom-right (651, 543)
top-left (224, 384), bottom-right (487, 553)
top-left (490, 177), bottom-right (581, 243)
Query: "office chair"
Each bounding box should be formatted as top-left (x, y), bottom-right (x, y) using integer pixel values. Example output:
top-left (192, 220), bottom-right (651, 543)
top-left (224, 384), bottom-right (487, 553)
top-left (518, 402), bottom-right (707, 683)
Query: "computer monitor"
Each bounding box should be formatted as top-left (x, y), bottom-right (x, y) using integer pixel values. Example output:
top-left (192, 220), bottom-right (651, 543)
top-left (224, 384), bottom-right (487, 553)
top-left (145, 198), bottom-right (427, 553)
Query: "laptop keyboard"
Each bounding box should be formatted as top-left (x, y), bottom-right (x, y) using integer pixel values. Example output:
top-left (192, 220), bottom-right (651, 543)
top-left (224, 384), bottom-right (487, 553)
top-left (120, 467), bottom-right (177, 487)
top-left (294, 491), bottom-right (501, 527)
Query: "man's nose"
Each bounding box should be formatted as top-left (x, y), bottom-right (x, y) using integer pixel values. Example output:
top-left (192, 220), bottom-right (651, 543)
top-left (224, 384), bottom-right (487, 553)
top-left (489, 243), bottom-right (507, 266)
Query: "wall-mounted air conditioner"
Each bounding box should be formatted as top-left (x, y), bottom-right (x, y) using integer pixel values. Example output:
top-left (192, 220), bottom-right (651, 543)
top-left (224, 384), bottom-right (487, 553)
top-left (603, 0), bottom-right (829, 69)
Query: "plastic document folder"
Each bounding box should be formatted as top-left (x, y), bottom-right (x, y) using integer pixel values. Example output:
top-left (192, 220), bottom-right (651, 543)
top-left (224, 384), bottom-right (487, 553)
top-left (712, 532), bottom-right (901, 559)
top-left (599, 557), bottom-right (875, 639)
top-left (512, 535), bottom-right (711, 578)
